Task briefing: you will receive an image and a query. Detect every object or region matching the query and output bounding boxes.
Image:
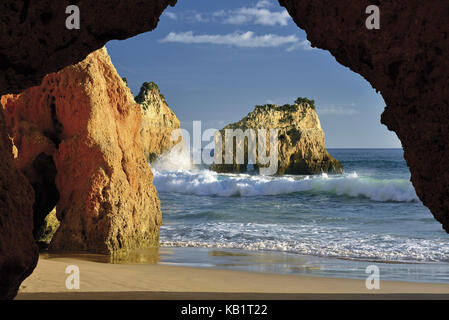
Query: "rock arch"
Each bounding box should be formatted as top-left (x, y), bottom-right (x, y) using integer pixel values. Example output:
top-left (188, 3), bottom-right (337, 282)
top-left (0, 0), bottom-right (447, 299)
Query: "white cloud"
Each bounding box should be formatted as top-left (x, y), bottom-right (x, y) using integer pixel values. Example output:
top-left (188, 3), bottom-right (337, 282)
top-left (301, 40), bottom-right (314, 50)
top-left (194, 13), bottom-right (208, 23)
top-left (160, 31), bottom-right (299, 49)
top-left (212, 10), bottom-right (226, 18)
top-left (167, 1), bottom-right (291, 27)
top-left (222, 8), bottom-right (291, 26)
top-left (256, 0), bottom-right (273, 9)
top-left (317, 104), bottom-right (359, 115)
top-left (163, 12), bottom-right (177, 20)
top-left (286, 40), bottom-right (315, 52)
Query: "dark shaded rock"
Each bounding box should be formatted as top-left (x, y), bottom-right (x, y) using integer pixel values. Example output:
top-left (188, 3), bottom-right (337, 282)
top-left (279, 0), bottom-right (449, 232)
top-left (0, 109), bottom-right (37, 300)
top-left (0, 0), bottom-right (448, 300)
top-left (0, 0), bottom-right (177, 96)
top-left (0, 0), bottom-right (175, 300)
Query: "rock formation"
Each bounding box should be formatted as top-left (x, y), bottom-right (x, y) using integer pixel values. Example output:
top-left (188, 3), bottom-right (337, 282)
top-left (0, 0), bottom-right (177, 96)
top-left (34, 207), bottom-right (59, 248)
top-left (0, 109), bottom-right (37, 300)
top-left (135, 82), bottom-right (182, 162)
top-left (2, 48), bottom-right (162, 256)
top-left (0, 0), bottom-right (175, 299)
top-left (278, 0), bottom-right (449, 232)
top-left (0, 0), bottom-right (448, 300)
top-left (211, 99), bottom-right (343, 175)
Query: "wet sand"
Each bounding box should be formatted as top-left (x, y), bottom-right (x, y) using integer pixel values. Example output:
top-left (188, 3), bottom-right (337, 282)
top-left (15, 255), bottom-right (449, 300)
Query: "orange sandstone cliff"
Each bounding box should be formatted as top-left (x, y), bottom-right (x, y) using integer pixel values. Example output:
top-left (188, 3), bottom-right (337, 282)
top-left (1, 47), bottom-right (162, 256)
top-left (135, 81), bottom-right (182, 162)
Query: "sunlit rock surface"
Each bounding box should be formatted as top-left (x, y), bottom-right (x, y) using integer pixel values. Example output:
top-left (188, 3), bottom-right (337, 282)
top-left (135, 82), bottom-right (182, 162)
top-left (2, 48), bottom-right (162, 256)
top-left (211, 100), bottom-right (343, 175)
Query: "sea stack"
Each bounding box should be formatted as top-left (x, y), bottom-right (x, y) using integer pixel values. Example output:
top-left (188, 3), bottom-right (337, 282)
top-left (136, 82), bottom-right (182, 163)
top-left (210, 98), bottom-right (343, 175)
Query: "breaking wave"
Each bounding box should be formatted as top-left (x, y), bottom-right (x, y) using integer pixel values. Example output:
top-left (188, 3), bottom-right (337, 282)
top-left (150, 146), bottom-right (418, 202)
top-left (152, 169), bottom-right (418, 202)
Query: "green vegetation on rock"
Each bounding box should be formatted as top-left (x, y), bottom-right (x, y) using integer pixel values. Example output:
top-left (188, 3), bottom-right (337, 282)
top-left (135, 81), bottom-right (168, 110)
top-left (294, 97), bottom-right (315, 109)
top-left (254, 97), bottom-right (316, 113)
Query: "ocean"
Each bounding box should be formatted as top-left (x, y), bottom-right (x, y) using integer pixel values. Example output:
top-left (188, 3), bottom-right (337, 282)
top-left (151, 149), bottom-right (449, 283)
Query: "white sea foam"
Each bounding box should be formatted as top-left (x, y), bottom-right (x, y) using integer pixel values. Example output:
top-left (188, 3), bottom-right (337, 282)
top-left (152, 168), bottom-right (419, 202)
top-left (151, 142), bottom-right (195, 171)
top-left (160, 239), bottom-right (449, 263)
top-left (160, 222), bottom-right (449, 263)
top-left (151, 148), bottom-right (448, 265)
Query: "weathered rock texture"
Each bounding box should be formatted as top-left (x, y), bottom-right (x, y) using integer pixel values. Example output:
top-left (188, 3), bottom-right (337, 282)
top-left (135, 82), bottom-right (182, 162)
top-left (0, 0), bottom-right (177, 96)
top-left (34, 207), bottom-right (60, 248)
top-left (0, 109), bottom-right (37, 300)
top-left (279, 0), bottom-right (449, 232)
top-left (1, 92), bottom-right (60, 242)
top-left (0, 0), bottom-right (174, 299)
top-left (0, 0), bottom-right (448, 300)
top-left (211, 101), bottom-right (343, 175)
top-left (2, 48), bottom-right (162, 255)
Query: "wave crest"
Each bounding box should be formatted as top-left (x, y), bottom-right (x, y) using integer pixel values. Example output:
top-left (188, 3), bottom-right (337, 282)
top-left (152, 169), bottom-right (418, 202)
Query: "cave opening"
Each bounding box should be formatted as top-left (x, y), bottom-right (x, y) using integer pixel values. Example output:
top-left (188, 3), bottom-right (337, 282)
top-left (29, 153), bottom-right (60, 248)
top-left (86, 0), bottom-right (449, 280)
top-left (1, 0), bottom-right (448, 301)
top-left (3, 0), bottom-right (443, 266)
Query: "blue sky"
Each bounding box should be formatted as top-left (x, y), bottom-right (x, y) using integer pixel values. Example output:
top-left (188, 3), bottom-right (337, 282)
top-left (106, 0), bottom-right (401, 148)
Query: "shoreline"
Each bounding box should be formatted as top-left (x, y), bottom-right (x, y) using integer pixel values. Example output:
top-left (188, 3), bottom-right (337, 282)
top-left (15, 254), bottom-right (449, 300)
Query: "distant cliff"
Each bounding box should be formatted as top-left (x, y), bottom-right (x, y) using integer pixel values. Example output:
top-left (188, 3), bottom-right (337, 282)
top-left (135, 82), bottom-right (182, 163)
top-left (210, 98), bottom-right (343, 175)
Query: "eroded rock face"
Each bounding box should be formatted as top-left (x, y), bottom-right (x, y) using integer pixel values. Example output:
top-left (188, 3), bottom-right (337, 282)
top-left (0, 0), bottom-right (447, 300)
top-left (1, 93), bottom-right (60, 241)
top-left (211, 101), bottom-right (343, 175)
top-left (2, 48), bottom-right (162, 255)
top-left (279, 0), bottom-right (449, 232)
top-left (34, 207), bottom-right (60, 248)
top-left (0, 0), bottom-right (175, 299)
top-left (136, 82), bottom-right (182, 162)
top-left (0, 0), bottom-right (177, 96)
top-left (0, 110), bottom-right (37, 300)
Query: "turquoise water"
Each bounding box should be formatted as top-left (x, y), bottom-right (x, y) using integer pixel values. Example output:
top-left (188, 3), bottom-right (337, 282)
top-left (153, 149), bottom-right (449, 283)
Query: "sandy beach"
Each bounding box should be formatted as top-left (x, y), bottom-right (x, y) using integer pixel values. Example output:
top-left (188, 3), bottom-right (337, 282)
top-left (15, 255), bottom-right (449, 300)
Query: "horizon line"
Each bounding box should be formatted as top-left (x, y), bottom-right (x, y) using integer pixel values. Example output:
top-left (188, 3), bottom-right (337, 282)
top-left (326, 147), bottom-right (403, 149)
